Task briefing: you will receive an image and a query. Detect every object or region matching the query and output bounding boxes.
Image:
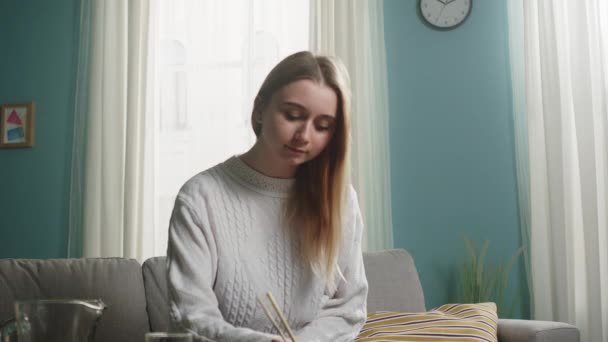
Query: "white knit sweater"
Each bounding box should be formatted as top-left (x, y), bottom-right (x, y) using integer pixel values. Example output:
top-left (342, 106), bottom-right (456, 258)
top-left (167, 156), bottom-right (368, 342)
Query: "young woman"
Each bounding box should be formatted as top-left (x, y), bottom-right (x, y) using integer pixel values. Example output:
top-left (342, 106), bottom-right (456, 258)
top-left (167, 51), bottom-right (368, 342)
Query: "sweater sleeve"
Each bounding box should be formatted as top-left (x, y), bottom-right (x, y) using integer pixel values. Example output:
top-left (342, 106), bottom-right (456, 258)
top-left (294, 187), bottom-right (369, 342)
top-left (167, 195), bottom-right (280, 342)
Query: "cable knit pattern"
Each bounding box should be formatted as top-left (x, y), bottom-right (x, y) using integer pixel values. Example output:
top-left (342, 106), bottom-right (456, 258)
top-left (167, 156), bottom-right (368, 342)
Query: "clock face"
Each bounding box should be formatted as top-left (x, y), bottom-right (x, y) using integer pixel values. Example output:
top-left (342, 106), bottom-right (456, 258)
top-left (419, 0), bottom-right (472, 29)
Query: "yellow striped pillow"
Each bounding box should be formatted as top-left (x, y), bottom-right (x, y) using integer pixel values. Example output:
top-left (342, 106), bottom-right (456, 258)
top-left (356, 303), bottom-right (498, 342)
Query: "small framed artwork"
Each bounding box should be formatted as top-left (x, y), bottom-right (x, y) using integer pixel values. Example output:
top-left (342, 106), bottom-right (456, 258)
top-left (0, 102), bottom-right (36, 148)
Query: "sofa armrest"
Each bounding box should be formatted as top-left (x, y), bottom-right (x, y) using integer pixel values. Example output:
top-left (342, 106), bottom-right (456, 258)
top-left (498, 319), bottom-right (579, 342)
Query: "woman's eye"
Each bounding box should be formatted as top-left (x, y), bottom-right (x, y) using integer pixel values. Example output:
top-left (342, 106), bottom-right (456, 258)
top-left (284, 112), bottom-right (300, 120)
top-left (316, 121), bottom-right (334, 131)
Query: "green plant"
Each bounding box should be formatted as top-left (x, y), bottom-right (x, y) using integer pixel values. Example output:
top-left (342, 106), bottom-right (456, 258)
top-left (458, 237), bottom-right (524, 317)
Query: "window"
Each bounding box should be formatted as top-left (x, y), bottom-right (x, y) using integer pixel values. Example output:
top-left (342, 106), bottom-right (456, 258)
top-left (149, 0), bottom-right (310, 254)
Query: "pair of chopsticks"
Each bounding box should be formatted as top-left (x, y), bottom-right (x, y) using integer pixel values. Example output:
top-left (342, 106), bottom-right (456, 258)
top-left (256, 292), bottom-right (297, 342)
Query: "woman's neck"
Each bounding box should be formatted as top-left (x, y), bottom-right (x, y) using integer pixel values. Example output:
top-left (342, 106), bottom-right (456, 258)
top-left (239, 143), bottom-right (296, 179)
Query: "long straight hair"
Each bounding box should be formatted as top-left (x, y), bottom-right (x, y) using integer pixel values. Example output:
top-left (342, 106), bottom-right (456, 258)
top-left (251, 51), bottom-right (351, 288)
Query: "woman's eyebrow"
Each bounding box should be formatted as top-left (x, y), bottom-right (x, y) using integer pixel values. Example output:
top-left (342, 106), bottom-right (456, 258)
top-left (282, 101), bottom-right (307, 110)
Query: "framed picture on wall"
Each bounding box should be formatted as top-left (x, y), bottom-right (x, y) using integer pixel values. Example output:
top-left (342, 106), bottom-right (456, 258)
top-left (0, 102), bottom-right (36, 148)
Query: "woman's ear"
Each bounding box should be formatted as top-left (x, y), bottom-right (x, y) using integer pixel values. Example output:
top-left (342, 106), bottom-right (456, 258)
top-left (252, 95), bottom-right (269, 136)
top-left (251, 109), bottom-right (263, 136)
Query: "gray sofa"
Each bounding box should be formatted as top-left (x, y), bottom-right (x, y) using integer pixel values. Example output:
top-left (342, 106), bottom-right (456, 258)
top-left (0, 249), bottom-right (579, 342)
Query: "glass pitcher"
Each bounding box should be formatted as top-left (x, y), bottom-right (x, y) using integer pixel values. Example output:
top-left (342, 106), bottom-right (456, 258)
top-left (0, 299), bottom-right (106, 342)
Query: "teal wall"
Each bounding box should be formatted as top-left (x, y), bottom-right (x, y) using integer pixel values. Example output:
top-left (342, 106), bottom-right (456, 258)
top-left (0, 0), bottom-right (79, 258)
top-left (384, 0), bottom-right (527, 317)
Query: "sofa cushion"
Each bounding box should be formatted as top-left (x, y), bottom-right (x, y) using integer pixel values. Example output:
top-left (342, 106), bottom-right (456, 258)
top-left (142, 249), bottom-right (427, 332)
top-left (142, 256), bottom-right (171, 332)
top-left (356, 302), bottom-right (498, 342)
top-left (363, 249), bottom-right (426, 312)
top-left (0, 258), bottom-right (150, 342)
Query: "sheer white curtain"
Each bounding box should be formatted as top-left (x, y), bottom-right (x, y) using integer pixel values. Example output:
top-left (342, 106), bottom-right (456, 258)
top-left (506, 0), bottom-right (533, 317)
top-left (72, 0), bottom-right (309, 261)
top-left (509, 1), bottom-right (608, 340)
top-left (310, 0), bottom-right (393, 251)
top-left (70, 0), bottom-right (153, 260)
top-left (72, 0), bottom-right (392, 260)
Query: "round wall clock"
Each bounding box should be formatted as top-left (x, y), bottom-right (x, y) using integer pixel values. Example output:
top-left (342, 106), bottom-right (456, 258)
top-left (419, 0), bottom-right (472, 30)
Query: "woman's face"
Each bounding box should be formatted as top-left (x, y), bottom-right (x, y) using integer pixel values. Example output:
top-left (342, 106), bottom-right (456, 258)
top-left (257, 79), bottom-right (338, 171)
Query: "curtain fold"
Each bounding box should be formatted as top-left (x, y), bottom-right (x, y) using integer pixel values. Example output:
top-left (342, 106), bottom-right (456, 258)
top-left (506, 0), bottom-right (533, 317)
top-left (68, 0), bottom-right (92, 258)
top-left (509, 1), bottom-right (608, 340)
top-left (70, 0), bottom-right (152, 261)
top-left (310, 0), bottom-right (394, 251)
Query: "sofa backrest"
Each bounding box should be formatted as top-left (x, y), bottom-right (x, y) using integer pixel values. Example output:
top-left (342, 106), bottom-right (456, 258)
top-left (142, 248), bottom-right (426, 332)
top-left (362, 249), bottom-right (426, 312)
top-left (0, 249), bottom-right (426, 340)
top-left (142, 256), bottom-right (172, 332)
top-left (0, 258), bottom-right (150, 342)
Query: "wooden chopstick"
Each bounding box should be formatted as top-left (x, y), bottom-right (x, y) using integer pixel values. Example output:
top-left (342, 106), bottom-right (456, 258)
top-left (256, 297), bottom-right (290, 342)
top-left (256, 292), bottom-right (297, 342)
top-left (265, 292), bottom-right (297, 342)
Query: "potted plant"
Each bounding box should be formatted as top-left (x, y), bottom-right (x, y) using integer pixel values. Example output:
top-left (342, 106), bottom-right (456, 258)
top-left (458, 237), bottom-right (524, 318)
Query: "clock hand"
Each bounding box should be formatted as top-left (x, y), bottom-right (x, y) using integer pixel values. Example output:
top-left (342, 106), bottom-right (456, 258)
top-left (436, 3), bottom-right (447, 21)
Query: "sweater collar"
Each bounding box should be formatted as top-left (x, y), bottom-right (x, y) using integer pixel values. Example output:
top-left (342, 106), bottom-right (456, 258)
top-left (221, 156), bottom-right (294, 197)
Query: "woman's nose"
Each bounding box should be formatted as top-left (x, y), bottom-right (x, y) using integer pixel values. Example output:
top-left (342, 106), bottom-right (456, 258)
top-left (294, 122), bottom-right (311, 143)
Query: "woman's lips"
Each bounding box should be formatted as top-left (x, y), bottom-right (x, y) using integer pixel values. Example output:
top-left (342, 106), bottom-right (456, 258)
top-left (285, 145), bottom-right (306, 154)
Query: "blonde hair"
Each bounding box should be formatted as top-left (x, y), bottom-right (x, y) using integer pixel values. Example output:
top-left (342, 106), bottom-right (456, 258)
top-left (251, 51), bottom-right (351, 287)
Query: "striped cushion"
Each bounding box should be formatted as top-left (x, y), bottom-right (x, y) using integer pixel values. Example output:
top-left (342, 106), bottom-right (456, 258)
top-left (356, 303), bottom-right (498, 342)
